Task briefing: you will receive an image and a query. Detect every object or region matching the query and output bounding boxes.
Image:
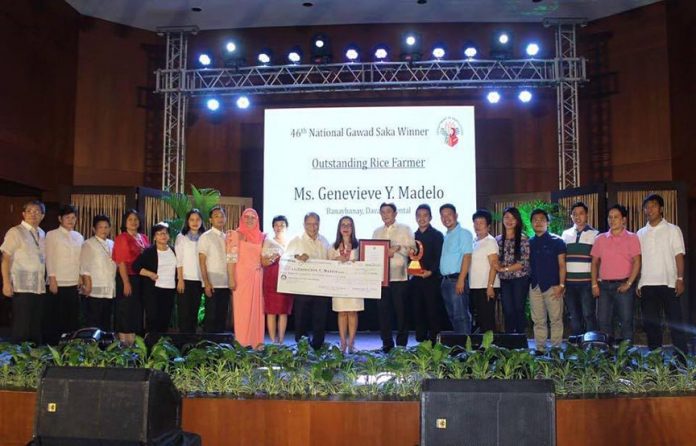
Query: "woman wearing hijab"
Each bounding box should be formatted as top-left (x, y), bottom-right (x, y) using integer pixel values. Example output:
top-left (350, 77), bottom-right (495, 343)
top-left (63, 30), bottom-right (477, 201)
top-left (226, 208), bottom-right (265, 348)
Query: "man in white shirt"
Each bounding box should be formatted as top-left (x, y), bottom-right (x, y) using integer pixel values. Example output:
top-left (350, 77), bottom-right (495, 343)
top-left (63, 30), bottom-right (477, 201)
top-left (372, 203), bottom-right (415, 352)
top-left (80, 214), bottom-right (117, 331)
top-left (198, 206), bottom-right (230, 333)
top-left (286, 212), bottom-right (331, 350)
top-left (45, 204), bottom-right (84, 342)
top-left (637, 194), bottom-right (688, 354)
top-left (1, 200), bottom-right (47, 344)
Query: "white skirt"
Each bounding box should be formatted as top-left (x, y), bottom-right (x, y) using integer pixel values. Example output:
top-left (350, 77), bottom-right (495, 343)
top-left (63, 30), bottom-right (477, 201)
top-left (332, 297), bottom-right (365, 312)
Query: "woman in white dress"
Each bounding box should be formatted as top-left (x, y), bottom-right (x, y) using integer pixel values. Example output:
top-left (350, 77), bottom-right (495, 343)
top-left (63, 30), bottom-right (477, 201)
top-left (328, 216), bottom-right (364, 353)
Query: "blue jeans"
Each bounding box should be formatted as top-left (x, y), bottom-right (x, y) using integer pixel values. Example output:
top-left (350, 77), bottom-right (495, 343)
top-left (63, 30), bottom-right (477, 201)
top-left (597, 281), bottom-right (635, 341)
top-left (565, 285), bottom-right (597, 335)
top-left (440, 277), bottom-right (471, 334)
top-left (500, 277), bottom-right (529, 334)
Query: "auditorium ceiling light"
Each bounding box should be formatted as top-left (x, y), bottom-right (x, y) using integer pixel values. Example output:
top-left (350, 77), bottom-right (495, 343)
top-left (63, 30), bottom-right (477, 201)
top-left (257, 49), bottom-right (272, 66)
top-left (491, 30), bottom-right (513, 59)
top-left (486, 91), bottom-right (501, 104)
top-left (311, 33), bottom-right (332, 64)
top-left (236, 96), bottom-right (250, 109)
top-left (225, 41), bottom-right (237, 53)
top-left (345, 45), bottom-right (360, 62)
top-left (198, 53), bottom-right (212, 67)
top-left (518, 90), bottom-right (533, 103)
top-left (400, 32), bottom-right (422, 62)
top-left (525, 42), bottom-right (540, 57)
top-left (287, 46), bottom-right (303, 64)
top-left (374, 46), bottom-right (389, 61)
top-left (222, 39), bottom-right (246, 68)
top-left (431, 45), bottom-right (446, 60)
top-left (463, 42), bottom-right (478, 59)
top-left (206, 98), bottom-right (220, 111)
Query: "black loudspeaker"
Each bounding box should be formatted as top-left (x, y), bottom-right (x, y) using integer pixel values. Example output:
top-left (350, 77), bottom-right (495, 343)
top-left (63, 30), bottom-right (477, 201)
top-left (438, 331), bottom-right (529, 350)
top-left (34, 366), bottom-right (181, 445)
top-left (421, 379), bottom-right (556, 446)
top-left (144, 332), bottom-right (235, 352)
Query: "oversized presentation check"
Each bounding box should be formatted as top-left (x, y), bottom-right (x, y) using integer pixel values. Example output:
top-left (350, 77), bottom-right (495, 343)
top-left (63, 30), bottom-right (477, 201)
top-left (277, 258), bottom-right (382, 299)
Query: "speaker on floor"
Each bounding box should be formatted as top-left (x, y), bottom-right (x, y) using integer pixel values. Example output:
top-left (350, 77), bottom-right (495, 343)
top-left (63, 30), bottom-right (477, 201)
top-left (34, 366), bottom-right (182, 445)
top-left (438, 331), bottom-right (528, 350)
top-left (421, 379), bottom-right (556, 446)
top-left (144, 332), bottom-right (235, 352)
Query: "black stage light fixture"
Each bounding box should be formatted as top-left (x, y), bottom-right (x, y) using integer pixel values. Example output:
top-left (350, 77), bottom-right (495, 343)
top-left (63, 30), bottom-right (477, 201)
top-left (463, 41), bottom-right (478, 59)
top-left (287, 45), bottom-right (303, 64)
top-left (257, 48), bottom-right (274, 66)
top-left (373, 44), bottom-right (390, 62)
top-left (222, 39), bottom-right (246, 68)
top-left (344, 44), bottom-right (361, 62)
top-left (400, 32), bottom-right (422, 62)
top-left (311, 33), bottom-right (332, 63)
top-left (490, 30), bottom-right (514, 59)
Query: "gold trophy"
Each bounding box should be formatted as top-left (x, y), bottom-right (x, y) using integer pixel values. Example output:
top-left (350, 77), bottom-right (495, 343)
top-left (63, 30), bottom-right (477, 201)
top-left (407, 240), bottom-right (425, 276)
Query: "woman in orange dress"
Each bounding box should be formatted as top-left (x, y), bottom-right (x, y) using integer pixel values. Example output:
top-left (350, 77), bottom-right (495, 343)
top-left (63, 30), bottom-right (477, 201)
top-left (226, 208), bottom-right (265, 349)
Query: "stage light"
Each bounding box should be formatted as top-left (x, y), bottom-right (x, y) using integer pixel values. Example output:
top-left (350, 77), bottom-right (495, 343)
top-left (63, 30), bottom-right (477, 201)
top-left (486, 91), bottom-right (501, 104)
top-left (206, 98), bottom-right (220, 111)
top-left (518, 90), bottom-right (533, 103)
top-left (345, 46), bottom-right (360, 62)
top-left (287, 46), bottom-right (303, 64)
top-left (463, 43), bottom-right (478, 59)
top-left (198, 54), bottom-right (212, 67)
top-left (525, 42), bottom-right (540, 57)
top-left (374, 46), bottom-right (389, 61)
top-left (222, 39), bottom-right (246, 68)
top-left (236, 96), bottom-right (250, 109)
top-left (432, 46), bottom-right (446, 60)
top-left (311, 33), bottom-right (332, 63)
top-left (490, 30), bottom-right (513, 59)
top-left (400, 32), bottom-right (422, 62)
top-left (257, 49), bottom-right (273, 65)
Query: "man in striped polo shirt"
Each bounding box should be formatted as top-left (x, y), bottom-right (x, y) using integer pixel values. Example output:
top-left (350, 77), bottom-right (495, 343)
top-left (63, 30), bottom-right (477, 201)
top-left (561, 202), bottom-right (599, 336)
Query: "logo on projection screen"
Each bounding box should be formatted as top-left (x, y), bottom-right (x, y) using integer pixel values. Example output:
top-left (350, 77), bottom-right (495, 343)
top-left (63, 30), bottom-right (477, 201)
top-left (437, 117), bottom-right (462, 147)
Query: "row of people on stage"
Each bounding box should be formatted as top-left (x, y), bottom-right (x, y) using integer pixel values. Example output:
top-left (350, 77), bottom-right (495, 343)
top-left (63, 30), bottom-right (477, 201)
top-left (0, 193), bottom-right (686, 354)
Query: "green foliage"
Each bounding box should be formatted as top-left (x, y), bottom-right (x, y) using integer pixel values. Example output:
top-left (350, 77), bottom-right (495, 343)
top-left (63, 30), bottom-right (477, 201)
top-left (493, 200), bottom-right (567, 237)
top-left (161, 184), bottom-right (222, 238)
top-left (2, 336), bottom-right (696, 399)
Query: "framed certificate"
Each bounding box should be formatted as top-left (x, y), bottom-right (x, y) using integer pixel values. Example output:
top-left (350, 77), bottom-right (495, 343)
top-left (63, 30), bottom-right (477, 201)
top-left (359, 239), bottom-right (390, 287)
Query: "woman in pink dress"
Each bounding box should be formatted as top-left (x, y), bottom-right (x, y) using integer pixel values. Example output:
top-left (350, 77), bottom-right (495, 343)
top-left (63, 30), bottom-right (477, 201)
top-left (226, 208), bottom-right (265, 349)
top-left (261, 215), bottom-right (293, 344)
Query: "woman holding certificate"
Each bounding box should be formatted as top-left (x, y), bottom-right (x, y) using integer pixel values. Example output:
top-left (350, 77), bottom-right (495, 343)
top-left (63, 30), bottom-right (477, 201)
top-left (262, 215), bottom-right (293, 344)
top-left (328, 216), bottom-right (364, 353)
top-left (226, 208), bottom-right (265, 349)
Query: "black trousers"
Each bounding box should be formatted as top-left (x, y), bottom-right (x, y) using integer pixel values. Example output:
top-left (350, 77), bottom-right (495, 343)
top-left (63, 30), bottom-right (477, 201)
top-left (379, 281), bottom-right (409, 349)
top-left (12, 292), bottom-right (44, 344)
top-left (86, 297), bottom-right (113, 332)
top-left (56, 286), bottom-right (80, 335)
top-left (409, 277), bottom-right (441, 343)
top-left (293, 295), bottom-right (329, 349)
top-left (114, 274), bottom-right (143, 334)
top-left (470, 288), bottom-right (497, 333)
top-left (178, 280), bottom-right (202, 333)
top-left (144, 287), bottom-right (175, 333)
top-left (641, 285), bottom-right (689, 353)
top-left (203, 288), bottom-right (230, 333)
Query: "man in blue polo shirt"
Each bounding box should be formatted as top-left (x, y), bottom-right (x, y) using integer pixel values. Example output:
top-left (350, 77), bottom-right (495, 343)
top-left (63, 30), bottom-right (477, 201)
top-left (529, 209), bottom-right (567, 353)
top-left (439, 203), bottom-right (473, 334)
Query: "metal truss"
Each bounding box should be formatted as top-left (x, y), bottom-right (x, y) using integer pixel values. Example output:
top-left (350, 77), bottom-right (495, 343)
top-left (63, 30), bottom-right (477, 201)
top-left (546, 18), bottom-right (586, 190)
top-left (156, 58), bottom-right (585, 96)
top-left (159, 26), bottom-right (197, 193)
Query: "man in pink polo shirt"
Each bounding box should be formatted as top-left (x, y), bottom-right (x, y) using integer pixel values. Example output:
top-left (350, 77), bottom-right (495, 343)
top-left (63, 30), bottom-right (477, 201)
top-left (590, 204), bottom-right (641, 343)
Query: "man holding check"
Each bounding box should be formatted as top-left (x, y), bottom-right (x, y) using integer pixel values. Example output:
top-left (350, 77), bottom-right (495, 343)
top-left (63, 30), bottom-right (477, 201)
top-left (286, 212), bottom-right (331, 350)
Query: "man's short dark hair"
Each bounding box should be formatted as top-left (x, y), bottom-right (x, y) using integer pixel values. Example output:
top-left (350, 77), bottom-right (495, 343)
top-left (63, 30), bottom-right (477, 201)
top-left (570, 201), bottom-right (588, 214)
top-left (472, 209), bottom-right (492, 226)
top-left (530, 208), bottom-right (549, 223)
top-left (58, 204), bottom-right (78, 218)
top-left (608, 204), bottom-right (628, 218)
top-left (23, 200), bottom-right (46, 214)
top-left (92, 214), bottom-right (110, 228)
top-left (209, 206), bottom-right (225, 218)
top-left (642, 194), bottom-right (664, 209)
top-left (272, 215), bottom-right (288, 228)
top-left (415, 204), bottom-right (432, 217)
top-left (439, 203), bottom-right (456, 214)
top-left (304, 212), bottom-right (320, 222)
top-left (379, 202), bottom-right (397, 213)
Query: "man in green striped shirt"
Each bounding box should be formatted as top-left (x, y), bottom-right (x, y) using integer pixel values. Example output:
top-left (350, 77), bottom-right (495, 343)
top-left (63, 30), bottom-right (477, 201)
top-left (561, 202), bottom-right (599, 335)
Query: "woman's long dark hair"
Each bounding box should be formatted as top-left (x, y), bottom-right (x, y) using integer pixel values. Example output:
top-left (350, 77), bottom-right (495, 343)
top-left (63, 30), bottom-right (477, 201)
top-left (182, 208), bottom-right (206, 235)
top-left (500, 207), bottom-right (523, 261)
top-left (333, 216), bottom-right (359, 250)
